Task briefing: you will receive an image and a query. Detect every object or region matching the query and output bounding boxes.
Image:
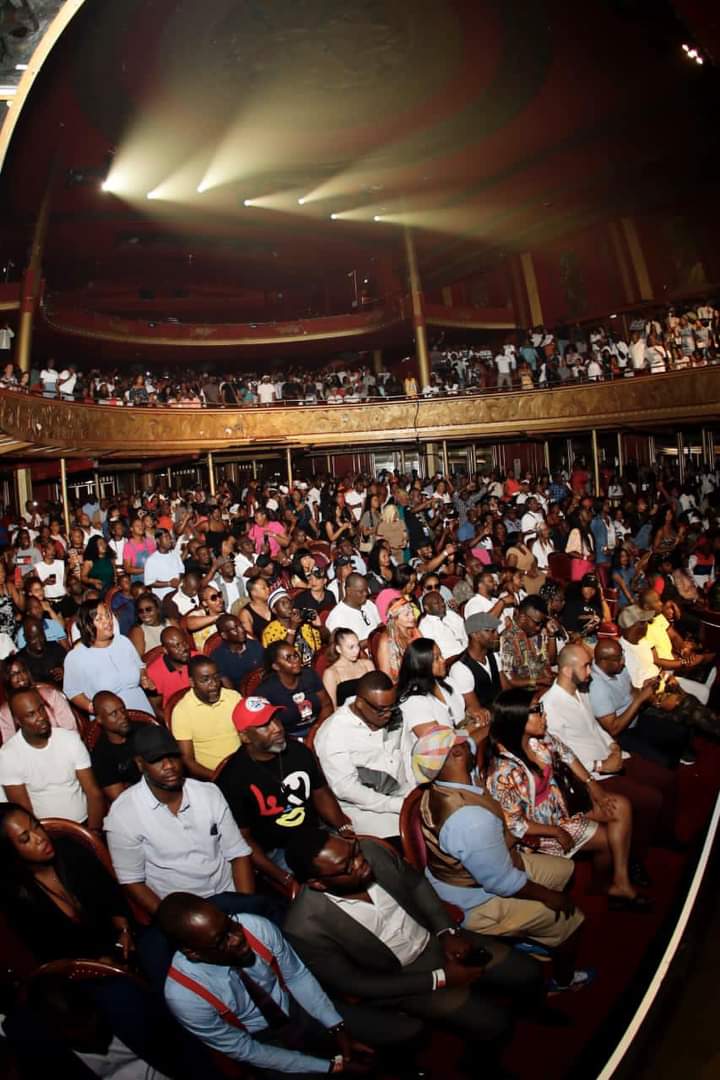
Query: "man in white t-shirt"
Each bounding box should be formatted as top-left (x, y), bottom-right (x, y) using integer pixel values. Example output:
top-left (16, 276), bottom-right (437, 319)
top-left (344, 480), bottom-right (366, 523)
top-left (324, 574), bottom-right (380, 645)
top-left (418, 591), bottom-right (468, 659)
top-left (494, 347), bottom-right (515, 390)
top-left (143, 529), bottom-right (185, 601)
top-left (465, 571), bottom-right (513, 621)
top-left (0, 689), bottom-right (104, 827)
top-left (256, 377), bottom-right (275, 404)
top-left (519, 497), bottom-right (545, 542)
top-left (57, 366), bottom-right (78, 400)
top-left (40, 360), bottom-right (59, 398)
top-left (35, 543), bottom-right (67, 601)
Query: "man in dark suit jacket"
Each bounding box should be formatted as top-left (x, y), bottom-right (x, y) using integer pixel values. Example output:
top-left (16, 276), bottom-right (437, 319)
top-left (283, 830), bottom-right (544, 1072)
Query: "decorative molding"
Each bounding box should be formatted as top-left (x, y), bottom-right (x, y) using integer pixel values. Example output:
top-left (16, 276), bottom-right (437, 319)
top-left (0, 1), bottom-right (88, 173)
top-left (0, 370), bottom-right (717, 459)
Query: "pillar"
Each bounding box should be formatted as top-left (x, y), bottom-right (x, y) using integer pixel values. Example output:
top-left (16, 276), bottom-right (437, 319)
top-left (591, 430), bottom-right (601, 495)
top-left (166, 465), bottom-right (172, 489)
top-left (399, 449), bottom-right (406, 475)
top-left (93, 470), bottom-right (101, 502)
top-left (403, 227), bottom-right (431, 391)
top-left (616, 432), bottom-right (624, 474)
top-left (59, 457), bottom-right (70, 536)
top-left (286, 446), bottom-right (293, 489)
top-left (15, 174), bottom-right (54, 374)
top-left (566, 438), bottom-right (575, 471)
top-left (372, 349), bottom-right (383, 376)
top-left (442, 440), bottom-right (449, 477)
top-left (519, 252), bottom-right (543, 327)
top-left (251, 459), bottom-right (258, 480)
top-left (426, 442), bottom-right (439, 476)
top-left (543, 440), bottom-right (551, 473)
top-left (677, 431), bottom-right (685, 484)
top-left (207, 452), bottom-right (216, 497)
top-left (15, 467), bottom-right (32, 517)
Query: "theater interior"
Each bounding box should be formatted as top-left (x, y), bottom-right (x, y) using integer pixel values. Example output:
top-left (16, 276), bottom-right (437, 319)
top-left (0, 1), bottom-right (719, 1078)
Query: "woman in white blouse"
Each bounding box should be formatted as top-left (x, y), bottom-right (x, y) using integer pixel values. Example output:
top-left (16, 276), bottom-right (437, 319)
top-left (531, 521), bottom-right (555, 571)
top-left (396, 638), bottom-right (466, 783)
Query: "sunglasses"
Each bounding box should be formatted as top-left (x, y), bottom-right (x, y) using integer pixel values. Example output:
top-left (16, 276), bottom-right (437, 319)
top-left (530, 702), bottom-right (545, 716)
top-left (207, 593), bottom-right (222, 601)
top-left (424, 584), bottom-right (441, 591)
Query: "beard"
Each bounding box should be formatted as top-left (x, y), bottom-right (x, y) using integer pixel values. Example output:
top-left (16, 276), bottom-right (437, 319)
top-left (575, 678), bottom-right (592, 693)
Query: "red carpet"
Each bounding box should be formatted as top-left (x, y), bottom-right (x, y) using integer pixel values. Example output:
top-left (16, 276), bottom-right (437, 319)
top-left (421, 737), bottom-right (720, 1079)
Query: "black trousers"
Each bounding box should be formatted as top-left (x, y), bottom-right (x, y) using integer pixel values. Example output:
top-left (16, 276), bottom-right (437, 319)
top-left (620, 706), bottom-right (693, 767)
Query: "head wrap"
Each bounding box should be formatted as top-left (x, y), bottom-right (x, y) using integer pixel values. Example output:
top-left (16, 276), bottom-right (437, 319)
top-left (411, 725), bottom-right (469, 784)
top-left (267, 586), bottom-right (289, 611)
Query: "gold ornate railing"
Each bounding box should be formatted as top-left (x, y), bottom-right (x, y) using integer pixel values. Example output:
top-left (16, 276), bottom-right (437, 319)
top-left (0, 369), bottom-right (717, 459)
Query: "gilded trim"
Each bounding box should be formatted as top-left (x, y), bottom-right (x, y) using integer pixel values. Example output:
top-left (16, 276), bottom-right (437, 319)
top-left (0, 1), bottom-right (89, 173)
top-left (0, 370), bottom-right (717, 458)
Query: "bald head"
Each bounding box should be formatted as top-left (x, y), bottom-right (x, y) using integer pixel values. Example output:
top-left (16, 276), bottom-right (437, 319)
top-left (640, 589), bottom-right (662, 614)
top-left (594, 638), bottom-right (622, 664)
top-left (155, 892), bottom-right (212, 947)
top-left (557, 643), bottom-right (593, 692)
top-left (156, 892), bottom-right (255, 968)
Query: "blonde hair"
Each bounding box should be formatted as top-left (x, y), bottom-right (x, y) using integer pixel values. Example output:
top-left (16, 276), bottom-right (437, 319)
top-left (381, 504), bottom-right (399, 525)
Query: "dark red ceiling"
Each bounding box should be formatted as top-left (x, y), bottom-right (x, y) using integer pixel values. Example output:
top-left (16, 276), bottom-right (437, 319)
top-left (1, 0), bottom-right (718, 327)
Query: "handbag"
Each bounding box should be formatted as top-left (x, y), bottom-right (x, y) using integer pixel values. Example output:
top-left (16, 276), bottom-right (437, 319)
top-left (551, 753), bottom-right (592, 817)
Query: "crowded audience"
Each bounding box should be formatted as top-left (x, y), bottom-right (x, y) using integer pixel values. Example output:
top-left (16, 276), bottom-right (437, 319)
top-left (0, 444), bottom-right (719, 1077)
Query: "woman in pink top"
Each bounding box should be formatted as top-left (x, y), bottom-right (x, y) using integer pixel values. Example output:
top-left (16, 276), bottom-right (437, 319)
top-left (247, 507), bottom-right (289, 557)
top-left (123, 516), bottom-right (157, 584)
top-left (0, 656), bottom-right (78, 744)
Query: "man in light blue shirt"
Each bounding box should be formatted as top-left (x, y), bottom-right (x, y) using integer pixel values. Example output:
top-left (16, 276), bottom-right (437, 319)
top-left (413, 728), bottom-right (589, 992)
top-left (158, 893), bottom-right (364, 1075)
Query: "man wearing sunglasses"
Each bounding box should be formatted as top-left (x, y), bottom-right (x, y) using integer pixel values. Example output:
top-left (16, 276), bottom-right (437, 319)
top-left (314, 671), bottom-right (411, 840)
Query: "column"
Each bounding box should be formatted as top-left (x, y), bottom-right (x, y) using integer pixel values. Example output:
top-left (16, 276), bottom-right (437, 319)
top-left (14, 175), bottom-right (54, 374)
top-left (399, 449), bottom-right (406, 475)
top-left (251, 459), bottom-right (257, 480)
top-left (616, 432), bottom-right (624, 474)
top-left (207, 452), bottom-right (216, 497)
top-left (591, 429), bottom-right (601, 495)
top-left (15, 467), bottom-right (32, 517)
top-left (403, 227), bottom-right (431, 391)
top-left (59, 457), bottom-right (70, 536)
top-left (442, 440), bottom-right (449, 477)
top-left (93, 470), bottom-right (101, 502)
top-left (166, 465), bottom-right (172, 489)
top-left (677, 431), bottom-right (685, 484)
top-left (286, 446), bottom-right (293, 489)
top-left (519, 252), bottom-right (543, 327)
top-left (543, 440), bottom-right (551, 473)
top-left (372, 349), bottom-right (383, 376)
top-left (566, 438), bottom-right (575, 471)
top-left (426, 442), bottom-right (439, 476)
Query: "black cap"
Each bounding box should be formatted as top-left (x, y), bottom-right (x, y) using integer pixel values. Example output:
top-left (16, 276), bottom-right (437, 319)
top-left (132, 725), bottom-right (182, 763)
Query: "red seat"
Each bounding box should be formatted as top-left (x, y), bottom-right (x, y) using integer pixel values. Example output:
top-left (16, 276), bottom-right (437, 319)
top-left (81, 708), bottom-right (160, 752)
top-left (597, 621), bottom-right (620, 639)
top-left (547, 551), bottom-right (573, 583)
top-left (42, 818), bottom-right (115, 877)
top-left (309, 541), bottom-right (332, 560)
top-left (165, 685), bottom-right (192, 731)
top-left (398, 791), bottom-right (464, 923)
top-left (203, 632), bottom-right (223, 655)
top-left (239, 666), bottom-right (265, 698)
top-left (304, 716), bottom-right (326, 753)
top-left (367, 624), bottom-right (385, 666)
top-left (313, 649), bottom-right (330, 677)
top-left (142, 644), bottom-right (164, 666)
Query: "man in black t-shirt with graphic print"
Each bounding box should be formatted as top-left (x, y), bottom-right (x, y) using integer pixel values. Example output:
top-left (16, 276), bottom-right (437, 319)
top-left (216, 696), bottom-right (354, 892)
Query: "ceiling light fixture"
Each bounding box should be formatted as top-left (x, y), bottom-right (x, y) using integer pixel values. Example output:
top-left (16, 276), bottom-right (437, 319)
top-left (330, 213), bottom-right (338, 220)
top-left (373, 215), bottom-right (383, 222)
top-left (15, 64), bottom-right (28, 71)
top-left (146, 190), bottom-right (160, 200)
top-left (297, 197), bottom-right (306, 205)
top-left (243, 199), bottom-right (254, 206)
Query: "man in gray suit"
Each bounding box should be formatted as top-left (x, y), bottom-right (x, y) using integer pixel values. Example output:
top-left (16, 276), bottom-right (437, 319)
top-left (283, 829), bottom-right (545, 1075)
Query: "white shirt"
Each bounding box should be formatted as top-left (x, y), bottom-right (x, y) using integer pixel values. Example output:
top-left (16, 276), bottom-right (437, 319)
top-left (104, 777), bottom-right (251, 899)
top-left (464, 593), bottom-right (496, 619)
top-left (144, 550), bottom-right (185, 600)
top-left (345, 489), bottom-right (366, 522)
top-left (494, 353), bottom-right (515, 375)
top-left (168, 588), bottom-right (201, 616)
top-left (619, 636), bottom-right (659, 688)
top-left (543, 681), bottom-right (615, 775)
top-left (399, 687), bottom-right (465, 783)
top-left (108, 537), bottom-right (126, 566)
top-left (418, 611), bottom-right (468, 659)
top-left (0, 326), bottom-right (14, 349)
top-left (531, 538), bottom-right (554, 570)
top-left (257, 382), bottom-right (275, 404)
top-left (325, 599), bottom-right (380, 640)
top-left (520, 510), bottom-right (544, 538)
top-left (314, 703), bottom-right (411, 837)
top-left (40, 368), bottom-right (58, 389)
top-left (58, 370), bottom-right (77, 395)
top-left (0, 728), bottom-right (90, 821)
top-left (328, 882), bottom-right (429, 966)
top-left (35, 559), bottom-right (66, 599)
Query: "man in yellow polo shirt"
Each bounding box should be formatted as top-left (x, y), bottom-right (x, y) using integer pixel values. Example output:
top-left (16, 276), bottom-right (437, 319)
top-left (640, 590), bottom-right (716, 704)
top-left (171, 656), bottom-right (241, 779)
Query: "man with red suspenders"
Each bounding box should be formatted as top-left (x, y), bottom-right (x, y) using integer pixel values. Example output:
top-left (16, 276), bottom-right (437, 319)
top-left (157, 892), bottom-right (373, 1075)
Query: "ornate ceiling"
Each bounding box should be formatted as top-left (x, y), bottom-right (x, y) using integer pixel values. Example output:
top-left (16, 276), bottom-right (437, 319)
top-left (0, 0), bottom-right (718, 348)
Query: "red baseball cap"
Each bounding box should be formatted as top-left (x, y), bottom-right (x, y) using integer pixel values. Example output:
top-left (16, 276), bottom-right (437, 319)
top-left (232, 696), bottom-right (283, 732)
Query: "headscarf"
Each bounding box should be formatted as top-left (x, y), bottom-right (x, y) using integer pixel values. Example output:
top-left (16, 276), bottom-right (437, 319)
top-left (412, 726), bottom-right (469, 783)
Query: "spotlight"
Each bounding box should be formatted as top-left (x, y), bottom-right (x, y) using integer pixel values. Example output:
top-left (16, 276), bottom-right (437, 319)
top-left (696, 56), bottom-right (704, 64)
top-left (100, 180), bottom-right (110, 192)
top-left (15, 64), bottom-right (28, 71)
top-left (373, 215), bottom-right (383, 222)
top-left (330, 213), bottom-right (338, 220)
top-left (609, 313), bottom-right (617, 319)
top-left (196, 183), bottom-right (207, 194)
top-left (297, 197), bottom-right (306, 205)
top-left (682, 43), bottom-right (690, 52)
top-left (688, 49), bottom-right (697, 58)
top-left (243, 199), bottom-right (254, 207)
top-left (146, 190), bottom-right (160, 200)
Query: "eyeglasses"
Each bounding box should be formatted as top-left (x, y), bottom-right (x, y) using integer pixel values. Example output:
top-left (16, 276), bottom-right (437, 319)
top-left (358, 698), bottom-right (394, 716)
top-left (530, 702), bottom-right (545, 716)
top-left (207, 593), bottom-right (221, 601)
top-left (424, 584), bottom-right (441, 591)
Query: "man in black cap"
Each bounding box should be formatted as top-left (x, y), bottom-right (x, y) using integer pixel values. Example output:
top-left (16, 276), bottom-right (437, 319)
top-left (103, 725), bottom-right (254, 920)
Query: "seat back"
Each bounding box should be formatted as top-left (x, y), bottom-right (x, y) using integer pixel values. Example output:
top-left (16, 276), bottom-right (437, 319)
top-left (547, 551), bottom-right (573, 583)
top-left (203, 632), bottom-right (223, 656)
top-left (367, 624), bottom-right (385, 666)
top-left (399, 787), bottom-right (427, 871)
top-left (41, 818), bottom-right (115, 877)
top-left (304, 716), bottom-right (326, 753)
top-left (239, 666), bottom-right (265, 698)
top-left (312, 648), bottom-right (330, 677)
top-left (142, 644), bottom-right (164, 666)
top-left (165, 686), bottom-right (192, 732)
